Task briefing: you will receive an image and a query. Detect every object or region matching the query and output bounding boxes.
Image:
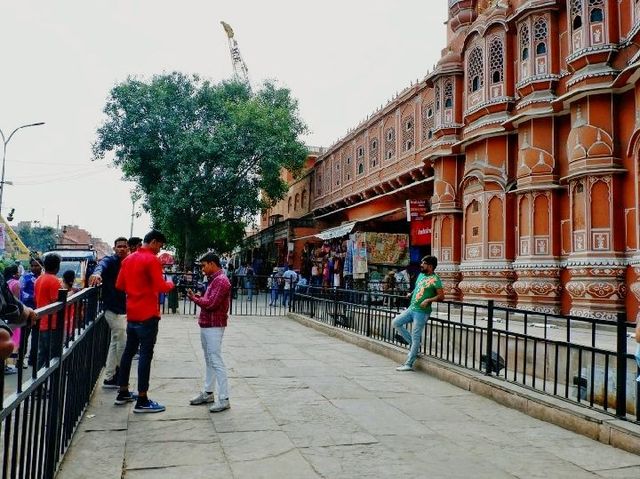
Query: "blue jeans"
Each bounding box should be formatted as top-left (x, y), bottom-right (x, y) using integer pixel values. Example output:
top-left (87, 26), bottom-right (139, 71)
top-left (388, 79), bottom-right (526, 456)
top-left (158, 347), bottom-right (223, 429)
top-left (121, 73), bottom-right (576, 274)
top-left (282, 289), bottom-right (292, 307)
top-left (392, 308), bottom-right (428, 367)
top-left (119, 318), bottom-right (159, 393)
top-left (269, 287), bottom-right (278, 305)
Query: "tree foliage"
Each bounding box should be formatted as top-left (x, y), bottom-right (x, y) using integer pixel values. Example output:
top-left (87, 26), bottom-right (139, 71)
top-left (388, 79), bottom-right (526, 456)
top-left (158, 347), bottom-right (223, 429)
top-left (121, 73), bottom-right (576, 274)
top-left (15, 224), bottom-right (57, 253)
top-left (93, 73), bottom-right (308, 266)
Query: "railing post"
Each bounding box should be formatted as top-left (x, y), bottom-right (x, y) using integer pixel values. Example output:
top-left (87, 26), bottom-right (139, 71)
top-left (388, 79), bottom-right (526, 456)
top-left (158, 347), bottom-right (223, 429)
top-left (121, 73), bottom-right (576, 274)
top-left (366, 290), bottom-right (372, 337)
top-left (616, 311), bottom-right (628, 418)
top-left (485, 300), bottom-right (494, 376)
top-left (333, 287), bottom-right (338, 327)
top-left (44, 289), bottom-right (68, 478)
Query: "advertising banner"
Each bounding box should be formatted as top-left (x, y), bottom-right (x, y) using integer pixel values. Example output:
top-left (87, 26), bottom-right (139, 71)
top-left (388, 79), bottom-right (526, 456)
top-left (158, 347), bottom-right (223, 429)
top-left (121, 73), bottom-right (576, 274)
top-left (365, 232), bottom-right (409, 266)
top-left (410, 218), bottom-right (432, 246)
top-left (353, 233), bottom-right (368, 279)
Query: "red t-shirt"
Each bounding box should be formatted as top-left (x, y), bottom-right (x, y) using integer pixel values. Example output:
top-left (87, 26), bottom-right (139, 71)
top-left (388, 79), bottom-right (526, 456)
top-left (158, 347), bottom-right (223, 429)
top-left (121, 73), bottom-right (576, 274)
top-left (116, 247), bottom-right (174, 321)
top-left (35, 273), bottom-right (62, 331)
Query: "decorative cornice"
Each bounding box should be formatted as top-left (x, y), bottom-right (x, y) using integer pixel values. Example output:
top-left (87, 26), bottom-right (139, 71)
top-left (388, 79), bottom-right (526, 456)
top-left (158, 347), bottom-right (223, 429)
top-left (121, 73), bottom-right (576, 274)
top-left (460, 261), bottom-right (513, 271)
top-left (563, 257), bottom-right (628, 268)
top-left (566, 44), bottom-right (618, 64)
top-left (512, 260), bottom-right (561, 270)
top-left (515, 74), bottom-right (560, 90)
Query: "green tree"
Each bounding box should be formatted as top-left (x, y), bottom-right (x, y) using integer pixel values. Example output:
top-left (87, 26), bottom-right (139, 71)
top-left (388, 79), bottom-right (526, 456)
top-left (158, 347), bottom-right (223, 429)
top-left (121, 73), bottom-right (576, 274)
top-left (93, 73), bottom-right (308, 266)
top-left (15, 224), bottom-right (56, 253)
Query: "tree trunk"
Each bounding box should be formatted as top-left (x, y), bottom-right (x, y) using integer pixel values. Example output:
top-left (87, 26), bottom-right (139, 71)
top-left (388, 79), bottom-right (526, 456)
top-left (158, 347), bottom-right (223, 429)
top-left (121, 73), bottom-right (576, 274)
top-left (183, 228), bottom-right (193, 270)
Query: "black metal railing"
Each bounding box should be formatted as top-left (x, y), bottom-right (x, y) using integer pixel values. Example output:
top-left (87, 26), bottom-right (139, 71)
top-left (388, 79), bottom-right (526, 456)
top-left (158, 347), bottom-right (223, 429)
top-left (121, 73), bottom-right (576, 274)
top-left (293, 286), bottom-right (640, 423)
top-left (0, 287), bottom-right (108, 478)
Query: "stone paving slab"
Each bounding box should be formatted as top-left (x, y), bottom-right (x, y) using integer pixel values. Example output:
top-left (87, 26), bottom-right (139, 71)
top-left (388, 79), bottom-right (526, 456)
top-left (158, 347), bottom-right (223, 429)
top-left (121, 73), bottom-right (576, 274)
top-left (57, 315), bottom-right (640, 479)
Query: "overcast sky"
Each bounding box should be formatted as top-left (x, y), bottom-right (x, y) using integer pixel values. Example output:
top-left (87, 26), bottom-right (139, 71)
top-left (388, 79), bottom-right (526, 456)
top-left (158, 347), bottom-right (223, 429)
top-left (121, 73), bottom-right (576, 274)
top-left (0, 1), bottom-right (447, 245)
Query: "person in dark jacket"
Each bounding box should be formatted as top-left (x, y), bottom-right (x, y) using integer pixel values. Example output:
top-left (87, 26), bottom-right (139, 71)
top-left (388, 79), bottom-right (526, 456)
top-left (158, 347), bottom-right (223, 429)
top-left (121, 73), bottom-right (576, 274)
top-left (89, 237), bottom-right (129, 388)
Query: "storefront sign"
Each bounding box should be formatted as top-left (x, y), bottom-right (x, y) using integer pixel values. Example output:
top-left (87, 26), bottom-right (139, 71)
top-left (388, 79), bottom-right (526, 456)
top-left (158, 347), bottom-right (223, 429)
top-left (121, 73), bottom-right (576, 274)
top-left (410, 218), bottom-right (432, 246)
top-left (406, 199), bottom-right (429, 221)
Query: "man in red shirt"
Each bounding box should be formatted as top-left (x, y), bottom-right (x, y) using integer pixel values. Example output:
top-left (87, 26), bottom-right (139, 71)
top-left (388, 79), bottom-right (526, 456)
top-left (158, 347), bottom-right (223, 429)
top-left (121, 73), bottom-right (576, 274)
top-left (115, 230), bottom-right (174, 413)
top-left (35, 254), bottom-right (62, 369)
top-left (187, 252), bottom-right (231, 412)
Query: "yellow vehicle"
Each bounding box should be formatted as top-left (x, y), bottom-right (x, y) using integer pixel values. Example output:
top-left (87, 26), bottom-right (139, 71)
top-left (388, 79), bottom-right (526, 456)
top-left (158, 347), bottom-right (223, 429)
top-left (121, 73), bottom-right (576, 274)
top-left (43, 245), bottom-right (97, 289)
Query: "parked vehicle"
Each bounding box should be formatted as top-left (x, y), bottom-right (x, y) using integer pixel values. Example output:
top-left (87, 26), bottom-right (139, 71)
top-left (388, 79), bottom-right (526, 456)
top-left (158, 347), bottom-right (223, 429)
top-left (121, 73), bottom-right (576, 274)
top-left (43, 245), bottom-right (97, 289)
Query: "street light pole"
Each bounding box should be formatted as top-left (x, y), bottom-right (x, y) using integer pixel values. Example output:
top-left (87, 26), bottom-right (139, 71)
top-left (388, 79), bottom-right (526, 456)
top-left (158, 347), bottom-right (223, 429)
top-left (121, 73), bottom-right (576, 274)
top-left (0, 122), bottom-right (45, 217)
top-left (129, 189), bottom-right (142, 237)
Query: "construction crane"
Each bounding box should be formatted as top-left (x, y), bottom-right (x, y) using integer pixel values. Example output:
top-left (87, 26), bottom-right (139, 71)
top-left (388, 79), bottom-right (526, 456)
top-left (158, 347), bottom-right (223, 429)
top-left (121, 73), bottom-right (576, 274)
top-left (220, 21), bottom-right (251, 86)
top-left (0, 215), bottom-right (32, 262)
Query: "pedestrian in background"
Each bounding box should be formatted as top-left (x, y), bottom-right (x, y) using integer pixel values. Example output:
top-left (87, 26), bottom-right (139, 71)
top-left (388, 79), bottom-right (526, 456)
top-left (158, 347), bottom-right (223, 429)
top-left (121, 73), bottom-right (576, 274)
top-left (115, 230), bottom-right (174, 413)
top-left (282, 265), bottom-right (297, 307)
top-left (35, 254), bottom-right (62, 369)
top-left (187, 252), bottom-right (231, 413)
top-left (89, 237), bottom-right (129, 389)
top-left (127, 236), bottom-right (142, 254)
top-left (392, 256), bottom-right (444, 372)
top-left (21, 258), bottom-right (42, 367)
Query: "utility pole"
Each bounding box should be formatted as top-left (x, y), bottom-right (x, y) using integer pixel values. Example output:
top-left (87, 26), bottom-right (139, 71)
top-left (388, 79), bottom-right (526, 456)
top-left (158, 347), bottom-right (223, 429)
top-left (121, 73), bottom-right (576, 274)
top-left (0, 122), bottom-right (45, 215)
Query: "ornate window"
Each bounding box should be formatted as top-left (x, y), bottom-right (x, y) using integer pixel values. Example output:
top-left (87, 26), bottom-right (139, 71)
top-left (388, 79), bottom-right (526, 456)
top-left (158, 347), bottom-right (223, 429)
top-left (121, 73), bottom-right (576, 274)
top-left (468, 47), bottom-right (484, 93)
top-left (533, 17), bottom-right (548, 75)
top-left (343, 154), bottom-right (352, 183)
top-left (384, 127), bottom-right (396, 161)
top-left (316, 174), bottom-right (322, 196)
top-left (444, 80), bottom-right (453, 108)
top-left (294, 193), bottom-right (300, 211)
top-left (421, 102), bottom-right (434, 142)
top-left (335, 161), bottom-right (340, 187)
top-left (489, 37), bottom-right (504, 98)
top-left (357, 162), bottom-right (364, 175)
top-left (520, 23), bottom-right (530, 80)
top-left (402, 115), bottom-right (414, 152)
top-left (288, 197), bottom-right (292, 213)
top-left (369, 136), bottom-right (379, 168)
top-left (467, 46), bottom-right (484, 109)
top-left (570, 0), bottom-right (606, 52)
top-left (301, 189), bottom-right (307, 208)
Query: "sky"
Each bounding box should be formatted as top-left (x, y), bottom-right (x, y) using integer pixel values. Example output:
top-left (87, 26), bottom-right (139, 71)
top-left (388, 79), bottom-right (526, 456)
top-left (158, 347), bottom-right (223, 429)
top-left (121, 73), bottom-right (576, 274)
top-left (0, 1), bottom-right (448, 246)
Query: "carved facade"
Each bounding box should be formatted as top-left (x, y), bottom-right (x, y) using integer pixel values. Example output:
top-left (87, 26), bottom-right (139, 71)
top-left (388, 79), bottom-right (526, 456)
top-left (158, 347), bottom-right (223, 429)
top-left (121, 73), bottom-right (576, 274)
top-left (258, 0), bottom-right (640, 320)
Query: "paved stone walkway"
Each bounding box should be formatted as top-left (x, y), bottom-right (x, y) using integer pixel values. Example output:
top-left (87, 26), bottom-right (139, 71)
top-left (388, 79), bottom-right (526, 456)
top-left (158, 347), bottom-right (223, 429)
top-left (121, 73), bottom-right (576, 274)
top-left (58, 315), bottom-right (640, 479)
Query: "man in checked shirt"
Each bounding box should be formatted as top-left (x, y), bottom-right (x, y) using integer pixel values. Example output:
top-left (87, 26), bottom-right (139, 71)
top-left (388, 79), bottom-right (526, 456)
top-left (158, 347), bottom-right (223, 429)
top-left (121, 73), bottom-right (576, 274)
top-left (187, 252), bottom-right (232, 413)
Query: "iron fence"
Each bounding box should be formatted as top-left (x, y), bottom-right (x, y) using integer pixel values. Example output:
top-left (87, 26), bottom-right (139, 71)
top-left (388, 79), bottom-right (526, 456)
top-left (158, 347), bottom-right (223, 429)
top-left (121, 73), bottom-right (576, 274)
top-left (292, 285), bottom-right (640, 423)
top-left (0, 287), bottom-right (107, 479)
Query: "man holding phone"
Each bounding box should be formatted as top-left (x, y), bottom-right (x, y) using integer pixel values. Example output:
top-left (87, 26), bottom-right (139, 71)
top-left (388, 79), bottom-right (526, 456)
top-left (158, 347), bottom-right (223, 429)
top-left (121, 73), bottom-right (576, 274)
top-left (187, 252), bottom-right (232, 413)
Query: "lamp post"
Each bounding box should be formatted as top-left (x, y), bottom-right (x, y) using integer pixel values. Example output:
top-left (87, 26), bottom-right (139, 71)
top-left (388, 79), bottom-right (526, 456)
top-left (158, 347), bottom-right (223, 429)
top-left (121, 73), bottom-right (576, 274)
top-left (0, 122), bottom-right (45, 216)
top-left (129, 189), bottom-right (142, 237)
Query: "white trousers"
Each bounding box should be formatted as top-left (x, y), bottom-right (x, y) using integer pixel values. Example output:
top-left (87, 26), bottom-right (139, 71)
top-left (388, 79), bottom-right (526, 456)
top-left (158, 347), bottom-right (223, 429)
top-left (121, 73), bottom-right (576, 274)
top-left (200, 327), bottom-right (229, 399)
top-left (104, 311), bottom-right (127, 379)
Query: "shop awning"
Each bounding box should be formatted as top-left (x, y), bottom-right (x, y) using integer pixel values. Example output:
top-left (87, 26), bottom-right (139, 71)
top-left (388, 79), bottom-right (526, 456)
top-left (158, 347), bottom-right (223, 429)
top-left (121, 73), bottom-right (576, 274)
top-left (315, 222), bottom-right (357, 240)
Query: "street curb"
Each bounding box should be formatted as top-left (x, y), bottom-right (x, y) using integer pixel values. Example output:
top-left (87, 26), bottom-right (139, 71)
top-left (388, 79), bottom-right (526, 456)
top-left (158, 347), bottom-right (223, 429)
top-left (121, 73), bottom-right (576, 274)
top-left (287, 312), bottom-right (640, 455)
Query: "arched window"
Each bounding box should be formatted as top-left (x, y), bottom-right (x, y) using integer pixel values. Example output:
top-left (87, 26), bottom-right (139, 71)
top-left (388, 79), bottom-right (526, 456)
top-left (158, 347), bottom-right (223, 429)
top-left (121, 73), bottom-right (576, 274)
top-left (294, 193), bottom-right (300, 211)
top-left (358, 163), bottom-right (364, 175)
top-left (287, 197), bottom-right (292, 213)
top-left (434, 85), bottom-right (441, 111)
top-left (489, 38), bottom-right (504, 85)
top-left (590, 8), bottom-right (602, 22)
top-left (519, 23), bottom-right (531, 80)
top-left (468, 47), bottom-right (484, 93)
top-left (533, 17), bottom-right (549, 74)
top-left (301, 189), bottom-right (307, 208)
top-left (444, 80), bottom-right (453, 108)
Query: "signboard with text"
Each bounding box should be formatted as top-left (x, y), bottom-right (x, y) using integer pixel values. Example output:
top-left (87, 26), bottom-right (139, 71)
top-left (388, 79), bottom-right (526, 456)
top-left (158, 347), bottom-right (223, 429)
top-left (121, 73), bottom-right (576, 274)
top-left (410, 218), bottom-right (432, 246)
top-left (406, 199), bottom-right (428, 222)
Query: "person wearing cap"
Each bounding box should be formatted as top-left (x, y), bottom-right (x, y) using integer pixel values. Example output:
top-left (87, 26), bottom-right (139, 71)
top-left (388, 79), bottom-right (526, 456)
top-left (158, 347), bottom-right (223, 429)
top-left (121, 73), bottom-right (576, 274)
top-left (392, 256), bottom-right (444, 371)
top-left (268, 267), bottom-right (281, 306)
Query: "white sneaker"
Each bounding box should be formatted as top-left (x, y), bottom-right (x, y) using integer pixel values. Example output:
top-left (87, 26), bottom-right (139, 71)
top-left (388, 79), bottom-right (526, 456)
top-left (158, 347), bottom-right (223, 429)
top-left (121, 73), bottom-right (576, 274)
top-left (209, 398), bottom-right (230, 413)
top-left (396, 364), bottom-right (413, 371)
top-left (190, 391), bottom-right (215, 405)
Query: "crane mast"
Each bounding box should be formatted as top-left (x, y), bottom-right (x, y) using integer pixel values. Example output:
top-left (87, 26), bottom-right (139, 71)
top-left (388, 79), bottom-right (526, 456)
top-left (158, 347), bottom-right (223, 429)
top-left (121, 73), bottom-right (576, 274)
top-left (220, 21), bottom-right (250, 86)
